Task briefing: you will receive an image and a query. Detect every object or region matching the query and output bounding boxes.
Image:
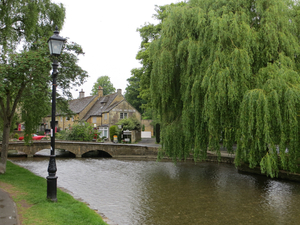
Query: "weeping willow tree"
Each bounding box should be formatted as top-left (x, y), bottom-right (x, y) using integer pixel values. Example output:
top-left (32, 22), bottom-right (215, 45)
top-left (150, 0), bottom-right (300, 177)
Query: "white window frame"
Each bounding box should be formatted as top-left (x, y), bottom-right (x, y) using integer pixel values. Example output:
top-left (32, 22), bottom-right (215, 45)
top-left (120, 112), bottom-right (127, 119)
top-left (99, 127), bottom-right (109, 139)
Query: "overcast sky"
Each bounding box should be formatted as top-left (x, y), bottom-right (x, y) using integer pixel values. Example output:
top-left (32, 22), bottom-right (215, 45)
top-left (54, 0), bottom-right (180, 98)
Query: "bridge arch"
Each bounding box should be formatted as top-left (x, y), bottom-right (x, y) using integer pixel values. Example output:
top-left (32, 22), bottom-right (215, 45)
top-left (82, 150), bottom-right (112, 158)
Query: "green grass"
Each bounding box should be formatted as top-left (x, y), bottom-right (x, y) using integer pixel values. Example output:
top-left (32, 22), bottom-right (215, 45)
top-left (0, 161), bottom-right (108, 225)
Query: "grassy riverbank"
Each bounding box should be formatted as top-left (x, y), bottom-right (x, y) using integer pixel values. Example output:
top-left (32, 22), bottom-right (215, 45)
top-left (0, 161), bottom-right (108, 225)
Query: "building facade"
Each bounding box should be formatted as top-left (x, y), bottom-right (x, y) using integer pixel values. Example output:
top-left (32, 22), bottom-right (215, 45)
top-left (43, 87), bottom-right (141, 140)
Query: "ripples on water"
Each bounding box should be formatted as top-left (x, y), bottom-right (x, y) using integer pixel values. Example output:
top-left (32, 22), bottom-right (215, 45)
top-left (10, 157), bottom-right (300, 225)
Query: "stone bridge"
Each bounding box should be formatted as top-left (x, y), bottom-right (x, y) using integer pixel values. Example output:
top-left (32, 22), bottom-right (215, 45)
top-left (0, 141), bottom-right (159, 158)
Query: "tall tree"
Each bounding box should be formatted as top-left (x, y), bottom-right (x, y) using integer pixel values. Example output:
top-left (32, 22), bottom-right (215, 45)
top-left (126, 3), bottom-right (186, 118)
top-left (90, 75), bottom-right (116, 96)
top-left (0, 0), bottom-right (88, 174)
top-left (150, 0), bottom-right (300, 177)
top-left (125, 68), bottom-right (146, 114)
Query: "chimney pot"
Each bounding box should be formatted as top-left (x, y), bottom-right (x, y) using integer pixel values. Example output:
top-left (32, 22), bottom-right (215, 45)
top-left (79, 89), bottom-right (85, 98)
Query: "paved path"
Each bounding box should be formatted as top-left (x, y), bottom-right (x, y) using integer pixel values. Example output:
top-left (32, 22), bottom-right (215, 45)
top-left (0, 188), bottom-right (19, 225)
top-left (136, 138), bottom-right (161, 147)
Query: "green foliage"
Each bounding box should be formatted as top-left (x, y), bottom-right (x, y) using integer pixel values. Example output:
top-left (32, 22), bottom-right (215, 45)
top-left (65, 122), bottom-right (98, 142)
top-left (90, 76), bottom-right (116, 96)
top-left (125, 70), bottom-right (146, 114)
top-left (149, 0), bottom-right (300, 177)
top-left (0, 0), bottom-right (89, 172)
top-left (109, 125), bottom-right (117, 141)
top-left (117, 116), bottom-right (141, 131)
top-left (0, 161), bottom-right (108, 225)
top-left (56, 130), bottom-right (68, 140)
top-left (13, 133), bottom-right (19, 139)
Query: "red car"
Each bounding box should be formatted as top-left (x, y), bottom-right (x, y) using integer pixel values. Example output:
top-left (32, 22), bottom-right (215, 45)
top-left (19, 134), bottom-right (46, 141)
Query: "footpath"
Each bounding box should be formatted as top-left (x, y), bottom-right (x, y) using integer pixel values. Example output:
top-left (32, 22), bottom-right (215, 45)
top-left (0, 187), bottom-right (19, 225)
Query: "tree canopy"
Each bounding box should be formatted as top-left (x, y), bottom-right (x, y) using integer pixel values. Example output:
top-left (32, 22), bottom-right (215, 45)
top-left (0, 0), bottom-right (88, 173)
top-left (125, 4), bottom-right (185, 118)
top-left (149, 0), bottom-right (300, 177)
top-left (125, 69), bottom-right (146, 114)
top-left (90, 75), bottom-right (116, 96)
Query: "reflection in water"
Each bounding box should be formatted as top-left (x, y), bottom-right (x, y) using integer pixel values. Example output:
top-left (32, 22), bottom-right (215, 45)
top-left (10, 158), bottom-right (300, 225)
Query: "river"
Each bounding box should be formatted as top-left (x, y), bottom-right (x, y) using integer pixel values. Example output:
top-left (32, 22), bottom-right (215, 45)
top-left (9, 157), bottom-right (300, 225)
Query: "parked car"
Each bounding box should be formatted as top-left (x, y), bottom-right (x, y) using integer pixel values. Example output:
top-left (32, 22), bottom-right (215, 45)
top-left (19, 134), bottom-right (46, 141)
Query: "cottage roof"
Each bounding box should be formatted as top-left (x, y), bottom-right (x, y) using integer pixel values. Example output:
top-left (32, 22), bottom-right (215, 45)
top-left (68, 95), bottom-right (96, 114)
top-left (81, 92), bottom-right (122, 121)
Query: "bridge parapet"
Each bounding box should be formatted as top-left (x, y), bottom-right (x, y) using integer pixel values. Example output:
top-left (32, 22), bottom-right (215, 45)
top-left (0, 141), bottom-right (159, 158)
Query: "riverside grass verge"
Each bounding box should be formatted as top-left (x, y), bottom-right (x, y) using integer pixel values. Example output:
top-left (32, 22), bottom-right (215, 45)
top-left (0, 161), bottom-right (108, 225)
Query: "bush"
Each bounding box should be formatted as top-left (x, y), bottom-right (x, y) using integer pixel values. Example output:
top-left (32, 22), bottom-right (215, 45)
top-left (56, 130), bottom-right (68, 140)
top-left (109, 125), bottom-right (117, 141)
top-left (67, 122), bottom-right (98, 141)
top-left (36, 131), bottom-right (45, 135)
top-left (56, 122), bottom-right (99, 142)
top-left (117, 115), bottom-right (141, 131)
top-left (13, 133), bottom-right (19, 139)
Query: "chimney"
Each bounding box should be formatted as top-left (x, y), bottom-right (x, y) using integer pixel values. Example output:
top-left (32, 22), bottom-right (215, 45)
top-left (79, 89), bottom-right (85, 98)
top-left (117, 89), bottom-right (122, 95)
top-left (98, 86), bottom-right (103, 97)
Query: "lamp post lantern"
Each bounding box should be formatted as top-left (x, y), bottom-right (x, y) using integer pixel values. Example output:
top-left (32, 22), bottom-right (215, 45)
top-left (47, 26), bottom-right (66, 201)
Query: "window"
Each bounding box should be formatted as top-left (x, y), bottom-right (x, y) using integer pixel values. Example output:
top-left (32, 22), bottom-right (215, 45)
top-left (92, 117), bottom-right (97, 123)
top-left (99, 127), bottom-right (109, 139)
top-left (104, 113), bottom-right (107, 120)
top-left (120, 112), bottom-right (128, 119)
top-left (60, 117), bottom-right (63, 122)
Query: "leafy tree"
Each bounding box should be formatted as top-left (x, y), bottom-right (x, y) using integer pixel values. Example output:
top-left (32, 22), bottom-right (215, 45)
top-left (126, 3), bottom-right (187, 119)
top-left (124, 69), bottom-right (146, 114)
top-left (90, 75), bottom-right (116, 96)
top-left (0, 1), bottom-right (88, 174)
top-left (150, 0), bottom-right (300, 177)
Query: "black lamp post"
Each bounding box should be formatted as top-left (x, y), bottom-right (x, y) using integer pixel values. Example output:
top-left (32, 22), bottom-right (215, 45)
top-left (47, 26), bottom-right (66, 201)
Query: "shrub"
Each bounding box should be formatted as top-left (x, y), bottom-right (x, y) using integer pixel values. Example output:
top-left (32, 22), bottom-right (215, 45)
top-left (56, 122), bottom-right (99, 142)
top-left (117, 115), bottom-right (141, 131)
top-left (56, 130), bottom-right (68, 140)
top-left (13, 133), bottom-right (19, 139)
top-left (109, 125), bottom-right (117, 141)
top-left (67, 122), bottom-right (98, 141)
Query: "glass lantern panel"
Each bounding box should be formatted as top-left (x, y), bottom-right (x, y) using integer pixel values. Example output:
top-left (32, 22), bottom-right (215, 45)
top-left (49, 39), bottom-right (64, 55)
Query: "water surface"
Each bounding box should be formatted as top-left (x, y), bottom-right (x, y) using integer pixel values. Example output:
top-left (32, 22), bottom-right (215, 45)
top-left (10, 157), bottom-right (300, 225)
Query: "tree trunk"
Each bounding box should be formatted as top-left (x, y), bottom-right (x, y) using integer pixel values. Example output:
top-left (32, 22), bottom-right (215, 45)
top-left (0, 123), bottom-right (11, 174)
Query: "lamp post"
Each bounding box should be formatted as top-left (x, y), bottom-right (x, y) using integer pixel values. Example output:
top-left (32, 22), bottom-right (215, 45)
top-left (47, 26), bottom-right (66, 201)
